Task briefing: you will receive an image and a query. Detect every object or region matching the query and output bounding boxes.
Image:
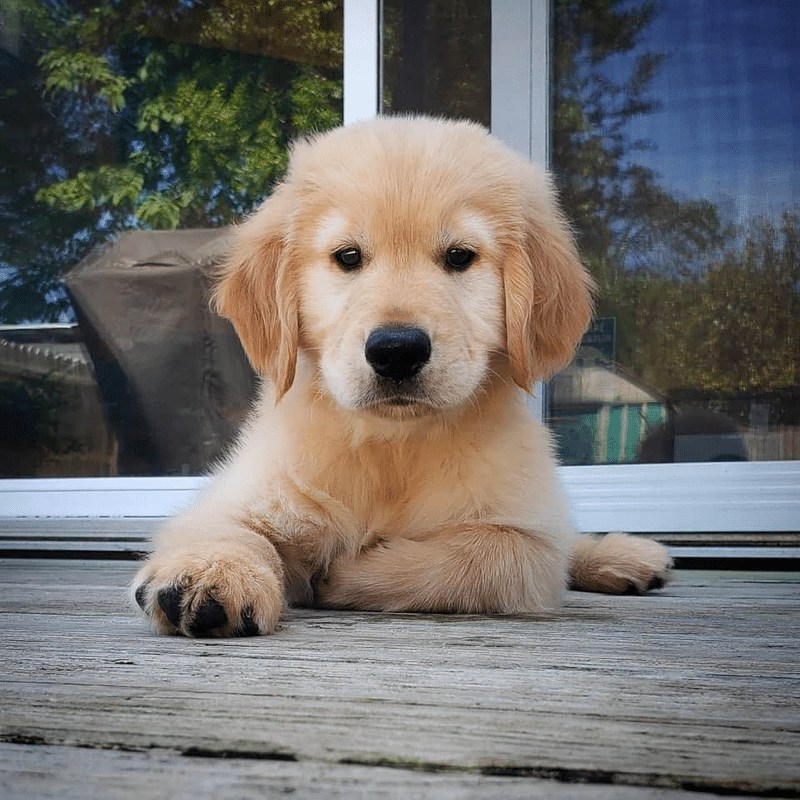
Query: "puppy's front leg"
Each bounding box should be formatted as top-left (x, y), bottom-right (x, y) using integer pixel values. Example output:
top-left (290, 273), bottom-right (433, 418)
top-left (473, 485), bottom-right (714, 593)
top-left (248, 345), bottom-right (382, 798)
top-left (314, 524), bottom-right (567, 615)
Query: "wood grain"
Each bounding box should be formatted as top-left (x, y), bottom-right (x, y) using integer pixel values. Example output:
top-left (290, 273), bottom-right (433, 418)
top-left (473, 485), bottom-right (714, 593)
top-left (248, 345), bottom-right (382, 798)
top-left (1, 559), bottom-right (799, 796)
top-left (0, 743), bottom-right (734, 799)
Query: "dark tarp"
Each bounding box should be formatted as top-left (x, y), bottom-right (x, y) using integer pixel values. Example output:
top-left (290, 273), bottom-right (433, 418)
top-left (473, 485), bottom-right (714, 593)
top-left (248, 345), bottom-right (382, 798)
top-left (64, 229), bottom-right (256, 476)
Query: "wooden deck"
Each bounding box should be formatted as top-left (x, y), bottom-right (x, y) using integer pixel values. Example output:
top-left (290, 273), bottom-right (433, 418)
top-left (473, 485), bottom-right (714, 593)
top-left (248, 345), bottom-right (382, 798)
top-left (1, 554), bottom-right (799, 798)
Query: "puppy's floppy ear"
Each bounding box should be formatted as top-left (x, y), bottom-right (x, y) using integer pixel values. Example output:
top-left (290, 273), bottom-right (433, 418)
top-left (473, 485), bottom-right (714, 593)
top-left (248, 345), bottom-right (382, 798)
top-left (213, 184), bottom-right (298, 398)
top-left (504, 167), bottom-right (596, 392)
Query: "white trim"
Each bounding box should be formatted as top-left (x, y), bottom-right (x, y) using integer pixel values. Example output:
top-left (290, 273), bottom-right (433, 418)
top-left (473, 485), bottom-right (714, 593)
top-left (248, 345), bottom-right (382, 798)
top-left (491, 0), bottom-right (549, 167)
top-left (491, 0), bottom-right (549, 423)
top-left (3, 462), bottom-right (798, 534)
top-left (0, 477), bottom-right (207, 519)
top-left (344, 0), bottom-right (379, 124)
top-left (562, 461), bottom-right (800, 533)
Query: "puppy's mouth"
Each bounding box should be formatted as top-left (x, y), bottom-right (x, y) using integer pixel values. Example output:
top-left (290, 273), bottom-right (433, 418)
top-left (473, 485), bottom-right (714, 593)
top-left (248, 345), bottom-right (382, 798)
top-left (358, 382), bottom-right (438, 416)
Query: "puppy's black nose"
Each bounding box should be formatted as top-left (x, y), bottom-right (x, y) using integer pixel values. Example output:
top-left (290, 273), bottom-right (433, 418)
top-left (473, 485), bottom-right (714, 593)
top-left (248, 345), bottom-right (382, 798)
top-left (365, 326), bottom-right (431, 382)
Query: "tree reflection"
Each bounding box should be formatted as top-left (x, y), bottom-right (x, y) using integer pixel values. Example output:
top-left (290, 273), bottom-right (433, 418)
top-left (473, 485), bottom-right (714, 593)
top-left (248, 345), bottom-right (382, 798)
top-left (552, 0), bottom-right (798, 411)
top-left (0, 0), bottom-right (342, 323)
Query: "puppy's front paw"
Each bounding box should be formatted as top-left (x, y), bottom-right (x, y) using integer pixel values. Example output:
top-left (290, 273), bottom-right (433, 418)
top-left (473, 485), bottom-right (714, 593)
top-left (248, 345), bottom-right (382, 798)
top-left (569, 532), bottom-right (673, 595)
top-left (132, 540), bottom-right (283, 637)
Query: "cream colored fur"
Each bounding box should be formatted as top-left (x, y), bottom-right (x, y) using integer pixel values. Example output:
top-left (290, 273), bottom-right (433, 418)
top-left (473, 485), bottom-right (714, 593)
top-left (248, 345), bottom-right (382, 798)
top-left (132, 116), bottom-right (672, 637)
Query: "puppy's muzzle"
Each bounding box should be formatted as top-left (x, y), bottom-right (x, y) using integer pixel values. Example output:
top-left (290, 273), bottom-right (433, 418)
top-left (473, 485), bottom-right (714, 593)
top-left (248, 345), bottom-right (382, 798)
top-left (365, 325), bottom-right (431, 383)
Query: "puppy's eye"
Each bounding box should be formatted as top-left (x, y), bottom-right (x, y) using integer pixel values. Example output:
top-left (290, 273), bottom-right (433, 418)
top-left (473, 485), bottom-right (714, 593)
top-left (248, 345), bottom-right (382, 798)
top-left (444, 248), bottom-right (476, 271)
top-left (333, 247), bottom-right (362, 270)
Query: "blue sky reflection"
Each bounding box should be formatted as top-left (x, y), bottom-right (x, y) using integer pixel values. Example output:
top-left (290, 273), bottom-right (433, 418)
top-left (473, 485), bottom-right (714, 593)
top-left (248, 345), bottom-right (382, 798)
top-left (615, 0), bottom-right (799, 225)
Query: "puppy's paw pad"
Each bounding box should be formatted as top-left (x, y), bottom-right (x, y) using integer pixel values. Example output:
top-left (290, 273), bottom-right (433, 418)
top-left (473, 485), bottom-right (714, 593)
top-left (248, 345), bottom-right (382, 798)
top-left (188, 597), bottom-right (229, 637)
top-left (646, 573), bottom-right (669, 592)
top-left (134, 580), bottom-right (151, 612)
top-left (621, 572), bottom-right (670, 595)
top-left (156, 585), bottom-right (184, 628)
top-left (234, 608), bottom-right (261, 637)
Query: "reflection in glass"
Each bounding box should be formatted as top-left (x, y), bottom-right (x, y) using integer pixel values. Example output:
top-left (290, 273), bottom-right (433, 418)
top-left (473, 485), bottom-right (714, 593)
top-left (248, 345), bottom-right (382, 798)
top-left (381, 0), bottom-right (490, 124)
top-left (0, 1), bottom-right (343, 476)
top-left (549, 0), bottom-right (799, 464)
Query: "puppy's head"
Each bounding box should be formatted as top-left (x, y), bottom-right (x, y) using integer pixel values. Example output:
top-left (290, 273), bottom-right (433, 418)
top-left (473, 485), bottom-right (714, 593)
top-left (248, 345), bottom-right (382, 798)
top-left (214, 116), bottom-right (595, 415)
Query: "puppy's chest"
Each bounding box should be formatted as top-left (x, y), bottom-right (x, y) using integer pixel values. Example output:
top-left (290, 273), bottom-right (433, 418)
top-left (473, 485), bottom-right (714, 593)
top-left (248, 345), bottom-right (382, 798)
top-left (321, 447), bottom-right (492, 537)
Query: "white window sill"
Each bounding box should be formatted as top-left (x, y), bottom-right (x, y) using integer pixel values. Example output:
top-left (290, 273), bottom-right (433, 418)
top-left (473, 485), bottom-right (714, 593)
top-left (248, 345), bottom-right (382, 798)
top-left (1, 461), bottom-right (797, 533)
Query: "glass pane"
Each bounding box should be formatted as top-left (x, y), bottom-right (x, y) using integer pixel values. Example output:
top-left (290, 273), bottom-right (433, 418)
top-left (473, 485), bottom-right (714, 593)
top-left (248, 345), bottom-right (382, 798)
top-left (549, 0), bottom-right (799, 465)
top-left (0, 1), bottom-right (342, 477)
top-left (381, 0), bottom-right (490, 124)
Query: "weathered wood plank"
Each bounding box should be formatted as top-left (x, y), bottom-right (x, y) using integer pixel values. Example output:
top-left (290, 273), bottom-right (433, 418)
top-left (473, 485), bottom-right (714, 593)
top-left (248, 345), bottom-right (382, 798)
top-left (1, 560), bottom-right (799, 796)
top-left (0, 743), bottom-right (731, 800)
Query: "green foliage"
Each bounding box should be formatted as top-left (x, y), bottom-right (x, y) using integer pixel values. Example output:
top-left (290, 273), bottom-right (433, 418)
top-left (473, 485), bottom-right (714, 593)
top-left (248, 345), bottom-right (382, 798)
top-left (596, 214), bottom-right (800, 398)
top-left (35, 166), bottom-right (144, 213)
top-left (661, 215), bottom-right (800, 393)
top-left (1, 0), bottom-right (342, 322)
top-left (39, 47), bottom-right (131, 111)
top-left (31, 8), bottom-right (343, 229)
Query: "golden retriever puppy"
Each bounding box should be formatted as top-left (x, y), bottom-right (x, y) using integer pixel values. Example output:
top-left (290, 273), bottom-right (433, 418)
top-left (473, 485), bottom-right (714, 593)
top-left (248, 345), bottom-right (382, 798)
top-left (132, 116), bottom-right (672, 637)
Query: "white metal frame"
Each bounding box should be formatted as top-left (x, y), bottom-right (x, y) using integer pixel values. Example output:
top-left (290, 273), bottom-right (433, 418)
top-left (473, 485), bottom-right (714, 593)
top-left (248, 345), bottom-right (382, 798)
top-left (491, 0), bottom-right (549, 422)
top-left (2, 462), bottom-right (799, 534)
top-left (491, 0), bottom-right (549, 167)
top-left (0, 0), bottom-right (798, 536)
top-left (344, 0), bottom-right (379, 123)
